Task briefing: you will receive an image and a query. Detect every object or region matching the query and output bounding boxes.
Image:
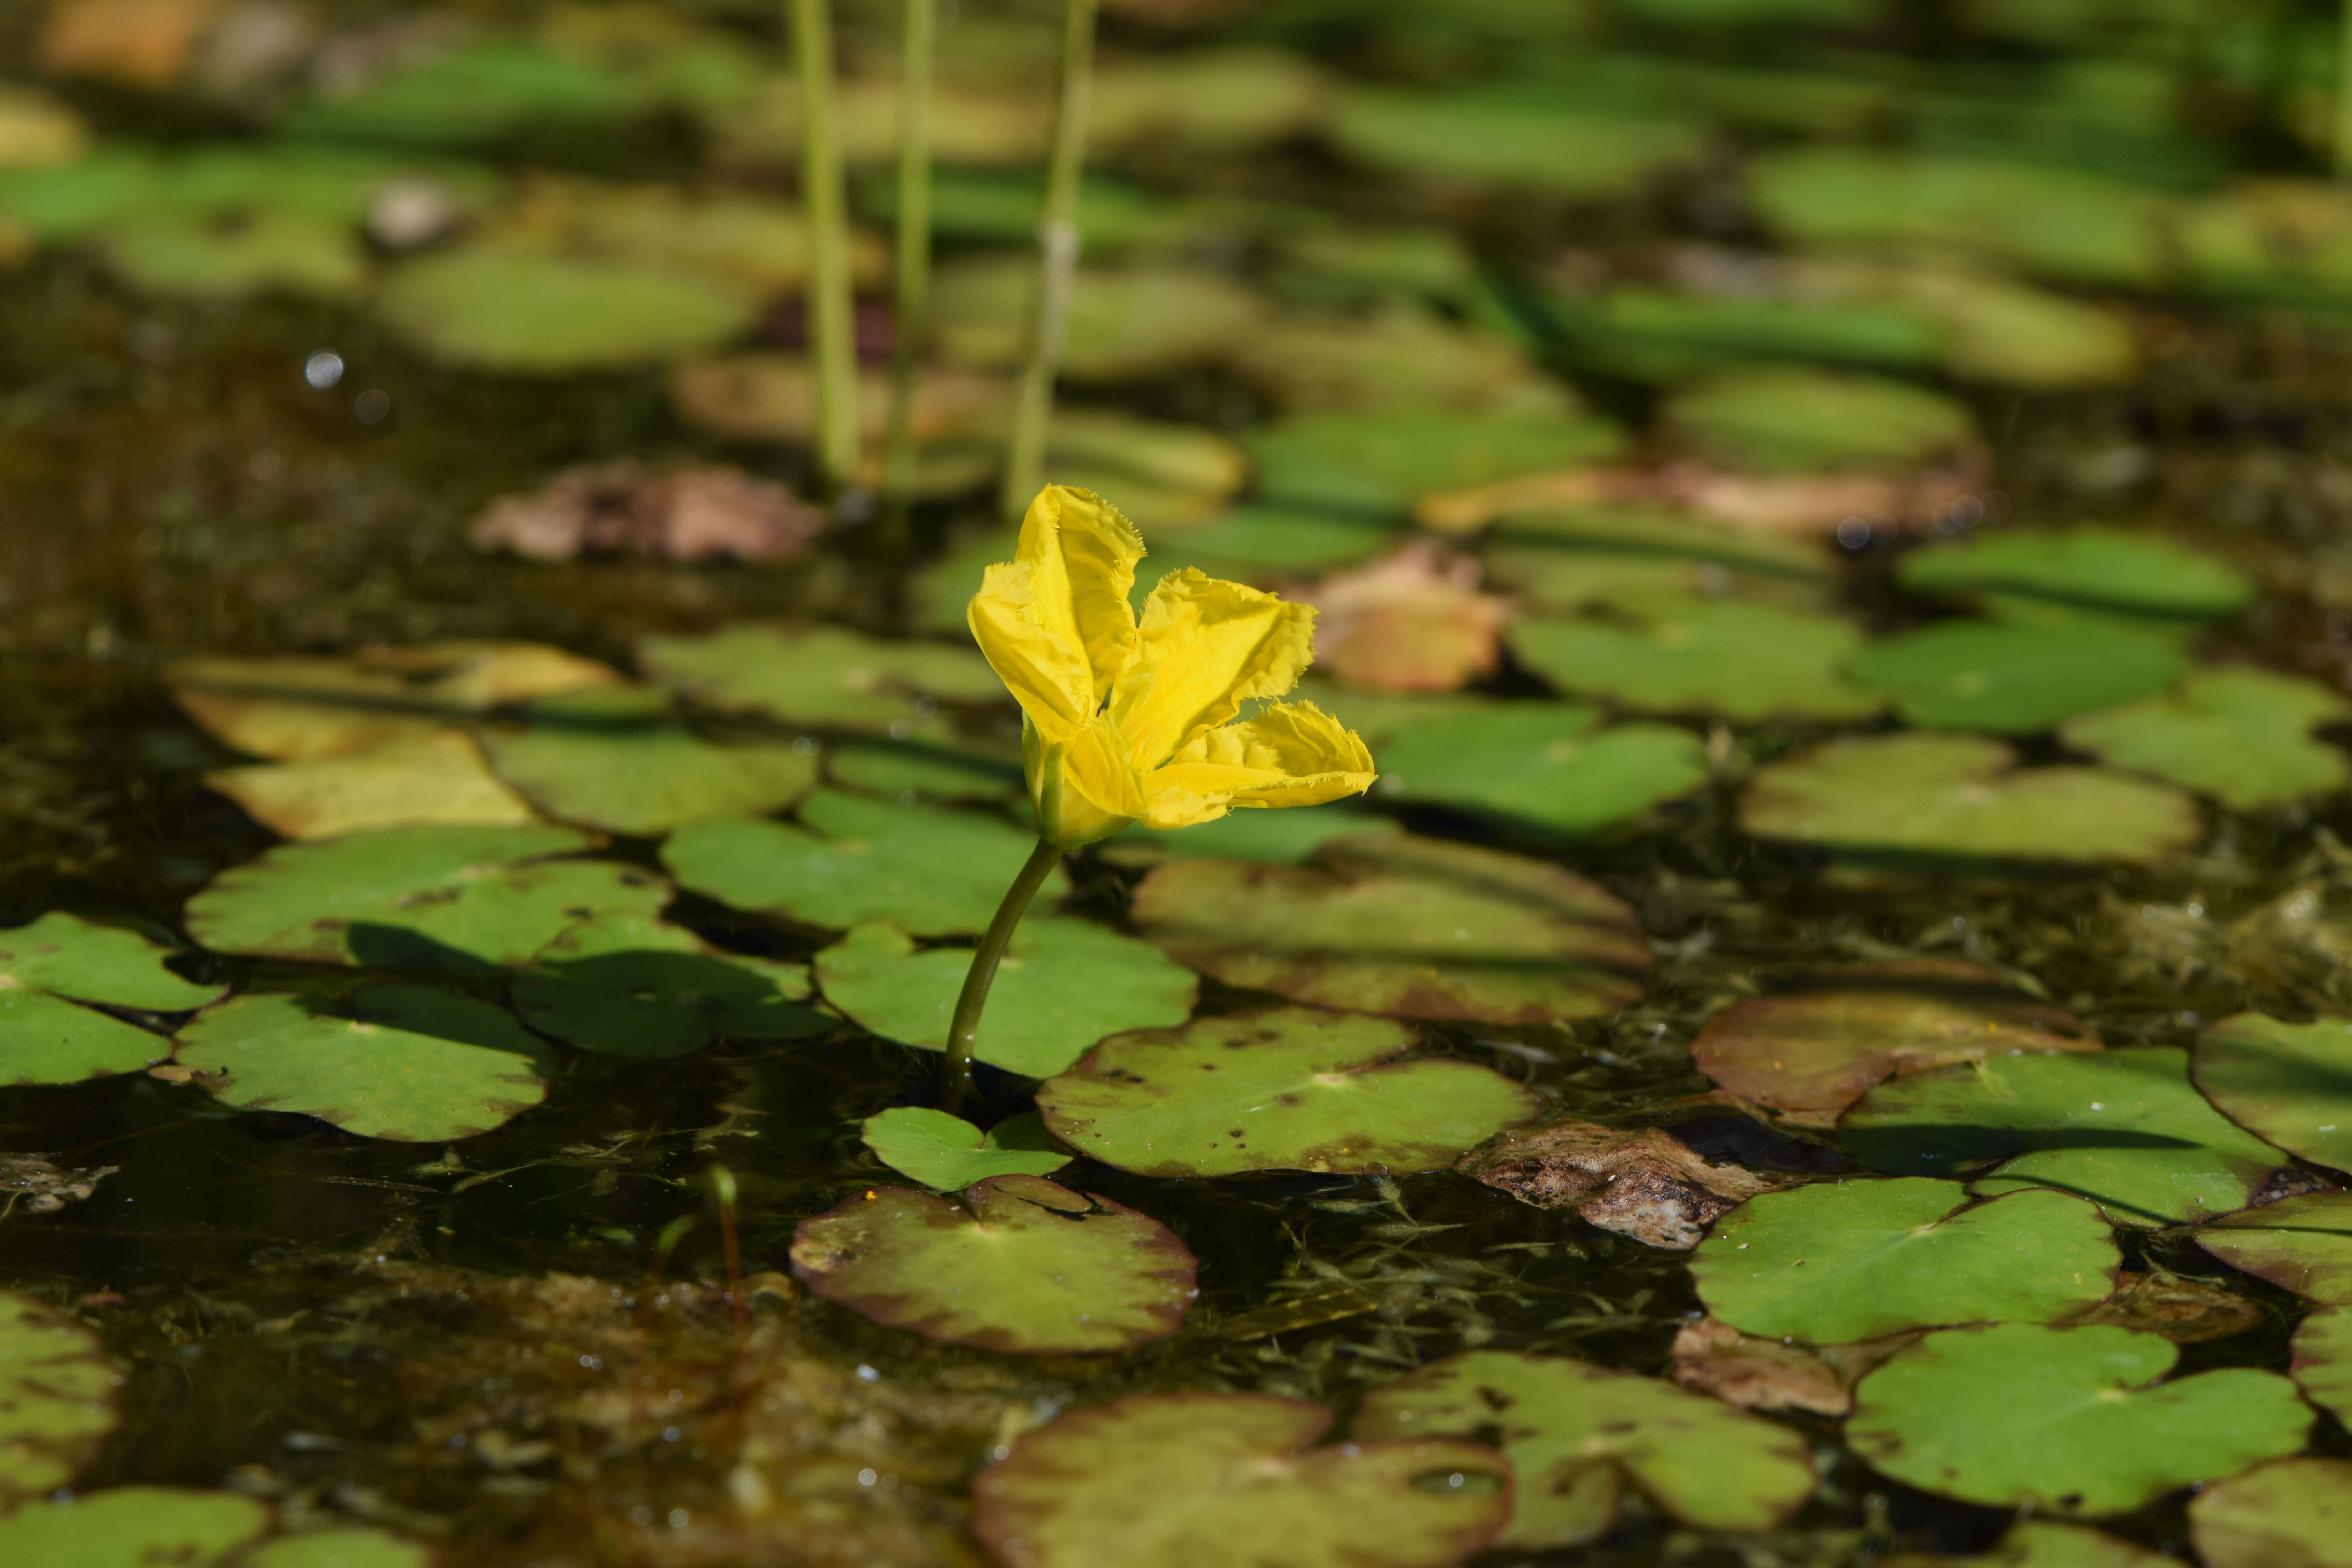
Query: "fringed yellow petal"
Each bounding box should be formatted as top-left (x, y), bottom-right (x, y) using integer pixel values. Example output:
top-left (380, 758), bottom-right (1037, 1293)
top-left (1138, 701), bottom-right (1376, 829)
top-left (967, 486), bottom-right (1145, 741)
top-left (1112, 568), bottom-right (1317, 771)
top-left (1029, 711), bottom-right (1145, 848)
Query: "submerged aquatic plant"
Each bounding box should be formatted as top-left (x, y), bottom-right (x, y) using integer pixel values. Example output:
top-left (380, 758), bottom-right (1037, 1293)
top-left (947, 485), bottom-right (1376, 1094)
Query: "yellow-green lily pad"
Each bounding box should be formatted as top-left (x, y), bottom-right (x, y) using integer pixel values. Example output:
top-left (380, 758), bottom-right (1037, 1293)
top-left (242, 1530), bottom-right (436, 1568)
top-left (637, 624), bottom-right (1002, 731)
top-left (479, 686), bottom-right (820, 835)
top-left (1247, 412), bottom-right (1625, 514)
top-left (859, 1107), bottom-right (1069, 1190)
top-left (1331, 88), bottom-right (1704, 196)
top-left (511, 912), bottom-right (828, 1058)
top-left (2060, 670), bottom-right (2351, 810)
top-left (2289, 1304), bottom-right (2352, 1425)
top-left (0, 912), bottom-right (221, 1085)
top-left (2189, 1456), bottom-right (2352, 1568)
top-left (377, 248), bottom-right (760, 374)
top-left (1511, 597), bottom-right (1879, 722)
top-left (1849, 622), bottom-right (2190, 733)
top-left (1664, 367), bottom-right (1977, 473)
top-left (95, 209), bottom-right (365, 300)
top-left (0, 1487), bottom-right (270, 1566)
top-left (2196, 1191), bottom-right (2352, 1303)
top-left (2192, 1011), bottom-right (2352, 1172)
top-left (0, 1292), bottom-right (120, 1508)
top-left (1372, 704), bottom-right (1707, 834)
top-left (1900, 529), bottom-right (2252, 624)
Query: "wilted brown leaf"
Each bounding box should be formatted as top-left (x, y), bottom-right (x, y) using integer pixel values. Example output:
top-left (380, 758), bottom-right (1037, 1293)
top-left (670, 354), bottom-right (1009, 446)
top-left (2065, 1272), bottom-right (2262, 1344)
top-left (1416, 453), bottom-right (1991, 540)
top-left (1298, 543), bottom-right (1509, 693)
top-left (471, 463), bottom-right (829, 564)
top-left (1457, 1118), bottom-right (1795, 1250)
top-left (1669, 1317), bottom-right (1917, 1417)
top-left (39, 0), bottom-right (221, 87)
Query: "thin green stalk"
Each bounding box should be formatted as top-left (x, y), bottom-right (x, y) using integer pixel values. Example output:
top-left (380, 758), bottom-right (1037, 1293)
top-left (945, 838), bottom-right (1064, 1105)
top-left (2339, 0), bottom-right (2352, 178)
top-left (791, 0), bottom-right (859, 492)
top-left (997, 0), bottom-right (1099, 521)
top-left (880, 0), bottom-right (935, 541)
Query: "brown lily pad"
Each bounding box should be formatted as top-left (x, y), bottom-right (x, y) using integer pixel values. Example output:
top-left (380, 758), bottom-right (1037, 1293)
top-left (470, 462), bottom-right (828, 563)
top-left (2196, 1191), bottom-right (2352, 1303)
top-left (1668, 1317), bottom-right (1915, 1418)
top-left (2066, 1273), bottom-right (2263, 1345)
top-left (1458, 1120), bottom-right (1789, 1249)
top-left (1299, 543), bottom-right (1512, 693)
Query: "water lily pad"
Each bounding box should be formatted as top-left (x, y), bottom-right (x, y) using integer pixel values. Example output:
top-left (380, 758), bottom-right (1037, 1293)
top-left (1558, 285), bottom-right (1947, 382)
top-left (813, 919), bottom-right (1196, 1078)
top-left (1850, 621), bottom-right (2189, 734)
top-left (1690, 959), bottom-right (2098, 1119)
top-left (1739, 734), bottom-right (2201, 866)
top-left (859, 1107), bottom-right (1069, 1189)
top-left (2059, 670), bottom-right (2351, 810)
top-left (0, 910), bottom-right (221, 1085)
top-left (1511, 598), bottom-right (1878, 722)
top-left (789, 1175), bottom-right (1197, 1353)
top-left (2196, 1191), bottom-right (2352, 1302)
top-left (1848, 1323), bottom-right (2308, 1512)
top-left (166, 655), bottom-right (450, 761)
top-left (1247, 412), bottom-right (1625, 514)
top-left (0, 1291), bottom-right (120, 1507)
top-left (205, 730), bottom-right (539, 841)
top-left (1886, 1522), bottom-right (2183, 1568)
top-left (1111, 802), bottom-right (1399, 865)
top-left (243, 1530), bottom-right (435, 1568)
top-left (279, 40), bottom-right (653, 147)
top-left (1664, 368), bottom-right (1977, 473)
top-left (0, 1487), bottom-right (270, 1566)
top-left (185, 825), bottom-right (668, 971)
top-left (1036, 1007), bottom-right (1537, 1178)
top-left (2289, 1305), bottom-right (2352, 1423)
top-left (479, 687), bottom-right (819, 836)
top-left (1353, 1350), bottom-right (1815, 1548)
top-left (1332, 88), bottom-right (1704, 196)
top-left (1691, 1180), bottom-right (2119, 1344)
top-left (637, 624), bottom-right (1002, 731)
top-left (2191, 1011), bottom-right (2352, 1172)
top-left (1841, 1047), bottom-right (2285, 1224)
top-left (931, 258), bottom-right (1265, 380)
top-left (1130, 833), bottom-right (1651, 1025)
top-left (512, 912), bottom-right (826, 1057)
top-left (2187, 1457), bottom-right (2352, 1568)
top-left (1479, 503), bottom-right (1833, 614)
top-left (96, 209), bottom-right (365, 299)
top-left (974, 1392), bottom-right (1508, 1568)
top-left (663, 792), bottom-right (1054, 936)
top-left (177, 986), bottom-right (556, 1142)
top-left (1900, 529), bottom-right (2253, 624)
top-left (1371, 704), bottom-right (1707, 835)
top-left (377, 248), bottom-right (760, 373)
top-left (826, 735), bottom-right (1021, 804)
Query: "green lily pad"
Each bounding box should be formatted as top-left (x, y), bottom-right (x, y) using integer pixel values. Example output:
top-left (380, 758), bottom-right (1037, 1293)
top-left (242, 1530), bottom-right (435, 1568)
top-left (931, 258), bottom-right (1265, 380)
top-left (1130, 833), bottom-right (1651, 1025)
top-left (1137, 505), bottom-right (1400, 577)
top-left (95, 210), bottom-right (365, 300)
top-left (1557, 285), bottom-right (1947, 382)
top-left (1841, 1047), bottom-right (2286, 1224)
top-left (813, 919), bottom-right (1197, 1078)
top-left (479, 686), bottom-right (819, 835)
top-left (1848, 1323), bottom-right (2308, 1512)
top-left (377, 248), bottom-right (760, 373)
top-left (859, 1107), bottom-right (1070, 1189)
top-left (1371, 704), bottom-right (1708, 834)
top-left (1332, 88), bottom-right (1705, 197)
top-left (1883, 1522), bottom-right (2181, 1568)
top-left (0, 912), bottom-right (222, 1085)
top-left (511, 912), bottom-right (827, 1058)
top-left (1900, 529), bottom-right (2252, 624)
top-left (1352, 1350), bottom-right (1815, 1548)
top-left (1247, 412), bottom-right (1626, 514)
top-left (185, 825), bottom-right (669, 971)
top-left (205, 730), bottom-right (539, 842)
top-left (1111, 802), bottom-right (1400, 864)
top-left (0, 1487), bottom-right (270, 1567)
top-left (177, 986), bottom-right (556, 1142)
top-left (2195, 1191), bottom-right (2352, 1303)
top-left (2192, 1011), bottom-right (2352, 1173)
top-left (1479, 503), bottom-right (1832, 615)
top-left (0, 1292), bottom-right (120, 1508)
top-left (663, 792), bottom-right (1055, 936)
top-left (826, 734), bottom-right (1021, 804)
top-left (1036, 1007), bottom-right (1537, 1178)
top-left (975, 1392), bottom-right (1510, 1568)
top-left (1739, 734), bottom-right (2201, 866)
top-left (2289, 1304), bottom-right (2352, 1424)
top-left (2059, 670), bottom-right (2351, 810)
top-left (1664, 368), bottom-right (1976, 473)
top-left (789, 1175), bottom-right (1197, 1353)
top-left (637, 624), bottom-right (1003, 731)
top-left (1690, 959), bottom-right (2098, 1118)
top-left (279, 40), bottom-right (653, 147)
top-left (1511, 599), bottom-right (1878, 722)
top-left (1691, 1180), bottom-right (2119, 1344)
top-left (2190, 1457), bottom-right (2352, 1568)
top-left (1850, 621), bottom-right (2192, 734)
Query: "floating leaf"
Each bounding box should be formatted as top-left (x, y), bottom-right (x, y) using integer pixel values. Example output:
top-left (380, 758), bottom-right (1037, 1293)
top-left (0, 1292), bottom-right (120, 1508)
top-left (789, 1176), bottom-right (1197, 1354)
top-left (2060, 670), bottom-right (2352, 810)
top-left (1373, 704), bottom-right (1708, 835)
top-left (1037, 1007), bottom-right (1535, 1178)
top-left (2289, 1305), bottom-right (2352, 1425)
top-left (1664, 368), bottom-right (1976, 473)
top-left (1332, 88), bottom-right (1704, 196)
top-left (1849, 622), bottom-right (2189, 734)
top-left (1667, 1317), bottom-right (1877, 1419)
top-left (1130, 833), bottom-right (1651, 1025)
top-left (96, 209), bottom-right (365, 299)
top-left (1900, 529), bottom-right (2253, 624)
top-left (512, 912), bottom-right (827, 1058)
top-left (1248, 411), bottom-right (1625, 514)
top-left (278, 40), bottom-right (653, 147)
top-left (1691, 1180), bottom-right (2118, 1344)
top-left (859, 1107), bottom-right (1070, 1190)
top-left (1842, 1047), bottom-right (2285, 1224)
top-left (479, 687), bottom-right (818, 836)
top-left (1458, 1120), bottom-right (1784, 1250)
top-left (974, 1393), bottom-right (1508, 1568)
top-left (1299, 543), bottom-right (1510, 693)
top-left (637, 624), bottom-right (1002, 731)
top-left (1110, 802), bottom-right (1398, 865)
top-left (2192, 1011), bottom-right (2352, 1172)
top-left (814, 919), bottom-right (1196, 1078)
top-left (1479, 502), bottom-right (1832, 615)
top-left (1511, 597), bottom-right (1878, 722)
top-left (469, 460), bottom-right (826, 565)
top-left (2195, 1191), bottom-right (2352, 1303)
top-left (1353, 1350), bottom-right (1814, 1549)
top-left (243, 1530), bottom-right (436, 1568)
top-left (931, 258), bottom-right (1265, 379)
top-left (0, 911), bottom-right (221, 1086)
top-left (206, 730), bottom-right (539, 841)
top-left (166, 655), bottom-right (449, 761)
top-left (185, 826), bottom-right (668, 971)
top-left (1556, 285), bottom-right (1945, 382)
top-left (826, 734), bottom-right (1020, 803)
top-left (1884, 1522), bottom-right (2196, 1567)
top-left (2069, 1273), bottom-right (2262, 1345)
top-left (2188, 1457), bottom-right (2352, 1568)
top-left (0, 1488), bottom-right (270, 1566)
top-left (377, 248), bottom-right (760, 373)
top-left (1225, 303), bottom-right (1570, 419)
top-left (178, 987), bottom-right (556, 1142)
top-left (1739, 734), bottom-right (2201, 866)
top-left (1690, 959), bottom-right (2097, 1119)
top-left (664, 793), bottom-right (1055, 936)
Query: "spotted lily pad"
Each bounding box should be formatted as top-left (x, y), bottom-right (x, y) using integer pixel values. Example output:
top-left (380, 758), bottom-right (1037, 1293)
top-left (2195, 1191), bottom-right (2352, 1302)
top-left (185, 826), bottom-right (669, 970)
top-left (0, 912), bottom-right (221, 1085)
top-left (480, 686), bottom-right (820, 835)
top-left (860, 1107), bottom-right (1070, 1190)
top-left (377, 247), bottom-right (761, 373)
top-left (511, 912), bottom-right (827, 1058)
top-left (789, 1176), bottom-right (1197, 1353)
top-left (1739, 735), bottom-right (2201, 866)
top-left (1848, 622), bottom-right (2190, 733)
top-left (1842, 1048), bottom-right (2286, 1224)
top-left (1900, 529), bottom-right (2253, 624)
top-left (977, 1392), bottom-right (1505, 1568)
top-left (1690, 959), bottom-right (2097, 1119)
top-left (2289, 1305), bottom-right (2352, 1423)
top-left (1037, 1007), bottom-right (1537, 1178)
top-left (176, 987), bottom-right (556, 1142)
top-left (1664, 368), bottom-right (1977, 472)
top-left (2060, 670), bottom-right (2352, 810)
top-left (1510, 598), bottom-right (1878, 722)
top-left (814, 919), bottom-right (1196, 1078)
top-left (2191, 1012), bottom-right (2352, 1172)
top-left (1353, 1351), bottom-right (1815, 1549)
top-left (1247, 412), bottom-right (1626, 514)
top-left (1130, 833), bottom-right (1651, 1025)
top-left (0, 1487), bottom-right (271, 1566)
top-left (0, 1292), bottom-right (120, 1508)
top-left (2188, 1457), bottom-right (2352, 1568)
top-left (663, 792), bottom-right (1052, 936)
top-left (243, 1531), bottom-right (436, 1568)
top-left (1847, 1323), bottom-right (2309, 1512)
top-left (1692, 1180), bottom-right (2119, 1344)
top-left (1372, 704), bottom-right (1706, 834)
top-left (637, 624), bottom-right (1003, 731)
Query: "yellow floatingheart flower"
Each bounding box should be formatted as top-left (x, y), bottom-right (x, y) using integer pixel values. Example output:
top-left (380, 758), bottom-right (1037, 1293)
top-left (968, 484), bottom-right (1376, 849)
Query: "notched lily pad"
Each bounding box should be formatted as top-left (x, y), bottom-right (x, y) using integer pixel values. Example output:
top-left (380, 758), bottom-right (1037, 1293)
top-left (512, 912), bottom-right (828, 1058)
top-left (2196, 1191), bottom-right (2352, 1303)
top-left (1373, 704), bottom-right (1706, 836)
top-left (860, 1107), bottom-right (1070, 1190)
top-left (2189, 1457), bottom-right (2352, 1568)
top-left (1037, 1007), bottom-right (1537, 1178)
top-left (0, 912), bottom-right (221, 1085)
top-left (0, 1487), bottom-right (271, 1566)
top-left (1130, 833), bottom-right (1651, 1025)
top-left (1353, 1350), bottom-right (1815, 1549)
top-left (2193, 1012), bottom-right (2352, 1173)
top-left (637, 623), bottom-right (1003, 731)
top-left (2060, 670), bottom-right (2352, 810)
top-left (0, 1291), bottom-right (121, 1508)
top-left (1510, 597), bottom-right (1878, 722)
top-left (1848, 622), bottom-right (2188, 735)
top-left (1900, 529), bottom-right (2254, 625)
top-left (480, 686), bottom-right (820, 835)
top-left (789, 1175), bottom-right (1198, 1354)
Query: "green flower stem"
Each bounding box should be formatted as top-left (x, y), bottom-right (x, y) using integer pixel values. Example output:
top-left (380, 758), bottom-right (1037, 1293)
top-left (2340, 0), bottom-right (2352, 178)
top-left (791, 0), bottom-right (860, 493)
top-left (997, 0), bottom-right (1099, 521)
top-left (946, 838), bottom-right (1065, 1104)
top-left (880, 0), bottom-right (935, 544)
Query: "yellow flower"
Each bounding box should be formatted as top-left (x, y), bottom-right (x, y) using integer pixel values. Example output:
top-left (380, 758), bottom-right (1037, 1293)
top-left (968, 485), bottom-right (1376, 848)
